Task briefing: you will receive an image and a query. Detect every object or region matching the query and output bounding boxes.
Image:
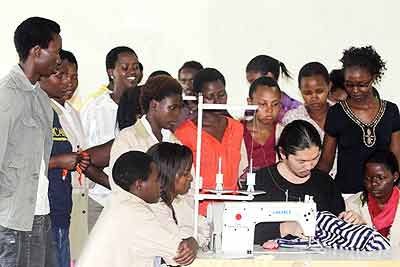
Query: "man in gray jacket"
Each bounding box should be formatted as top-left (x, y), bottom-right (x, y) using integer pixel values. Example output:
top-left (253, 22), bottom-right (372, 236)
top-left (0, 17), bottom-right (62, 266)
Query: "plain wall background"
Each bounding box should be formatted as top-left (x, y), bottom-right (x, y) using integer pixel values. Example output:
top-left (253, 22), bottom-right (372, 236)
top-left (1, 0), bottom-right (399, 111)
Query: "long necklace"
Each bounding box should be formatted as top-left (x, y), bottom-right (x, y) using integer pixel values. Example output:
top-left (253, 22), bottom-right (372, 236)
top-left (341, 100), bottom-right (386, 147)
top-left (267, 165), bottom-right (303, 202)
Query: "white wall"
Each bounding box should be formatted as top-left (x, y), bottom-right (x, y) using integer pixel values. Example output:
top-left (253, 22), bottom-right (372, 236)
top-left (1, 0), bottom-right (399, 109)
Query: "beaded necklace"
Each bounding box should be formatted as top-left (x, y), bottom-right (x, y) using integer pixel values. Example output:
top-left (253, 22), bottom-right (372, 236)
top-left (340, 100), bottom-right (386, 147)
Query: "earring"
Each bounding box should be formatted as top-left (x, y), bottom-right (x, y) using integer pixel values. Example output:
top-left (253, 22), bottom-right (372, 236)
top-left (110, 75), bottom-right (114, 80)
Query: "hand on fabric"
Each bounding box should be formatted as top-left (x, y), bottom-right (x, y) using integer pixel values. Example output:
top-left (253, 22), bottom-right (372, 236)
top-left (174, 237), bottom-right (198, 266)
top-left (338, 210), bottom-right (366, 225)
top-left (280, 221), bottom-right (306, 239)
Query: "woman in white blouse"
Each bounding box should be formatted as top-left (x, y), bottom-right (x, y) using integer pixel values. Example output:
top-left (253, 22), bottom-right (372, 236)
top-left (282, 62), bottom-right (337, 177)
top-left (148, 142), bottom-right (210, 249)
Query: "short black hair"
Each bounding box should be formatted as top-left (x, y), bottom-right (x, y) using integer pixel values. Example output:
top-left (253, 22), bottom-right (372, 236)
top-left (361, 150), bottom-right (399, 204)
top-left (364, 150), bottom-right (399, 178)
top-left (105, 46), bottom-right (137, 75)
top-left (248, 76), bottom-right (281, 98)
top-left (60, 49), bottom-right (78, 70)
top-left (193, 68), bottom-right (225, 94)
top-left (139, 62), bottom-right (144, 72)
top-left (14, 17), bottom-right (61, 62)
top-left (246, 55), bottom-right (291, 80)
top-left (112, 151), bottom-right (154, 192)
top-left (178, 61), bottom-right (204, 77)
top-left (277, 120), bottom-right (321, 160)
top-left (329, 69), bottom-right (345, 92)
top-left (147, 142), bottom-right (192, 207)
top-left (149, 70), bottom-right (171, 78)
top-left (140, 75), bottom-right (182, 113)
top-left (117, 86), bottom-right (142, 130)
top-left (298, 62), bottom-right (330, 88)
top-left (340, 46), bottom-right (386, 83)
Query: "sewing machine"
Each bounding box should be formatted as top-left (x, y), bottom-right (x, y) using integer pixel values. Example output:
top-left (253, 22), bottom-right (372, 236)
top-left (206, 196), bottom-right (317, 256)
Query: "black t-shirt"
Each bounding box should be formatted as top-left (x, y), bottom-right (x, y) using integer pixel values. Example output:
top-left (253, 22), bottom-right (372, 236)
top-left (325, 100), bottom-right (400, 193)
top-left (252, 164), bottom-right (345, 244)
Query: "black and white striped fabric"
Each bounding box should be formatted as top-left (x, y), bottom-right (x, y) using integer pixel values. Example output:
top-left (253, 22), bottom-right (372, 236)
top-left (316, 211), bottom-right (391, 251)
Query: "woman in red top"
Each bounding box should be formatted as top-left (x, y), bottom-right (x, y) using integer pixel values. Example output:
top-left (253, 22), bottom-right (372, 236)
top-left (175, 68), bottom-right (247, 215)
top-left (243, 76), bottom-right (282, 171)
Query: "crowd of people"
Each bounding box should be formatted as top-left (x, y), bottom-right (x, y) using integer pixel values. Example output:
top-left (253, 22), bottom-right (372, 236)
top-left (1, 16), bottom-right (400, 267)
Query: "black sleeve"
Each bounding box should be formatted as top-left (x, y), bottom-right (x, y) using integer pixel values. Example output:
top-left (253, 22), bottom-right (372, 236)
top-left (389, 102), bottom-right (400, 132)
top-left (324, 104), bottom-right (341, 138)
top-left (328, 180), bottom-right (345, 216)
top-left (254, 222), bottom-right (281, 245)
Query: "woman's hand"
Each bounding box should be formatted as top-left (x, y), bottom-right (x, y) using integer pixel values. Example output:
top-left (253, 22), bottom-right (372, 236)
top-left (338, 210), bottom-right (366, 225)
top-left (280, 221), bottom-right (306, 239)
top-left (174, 237), bottom-right (198, 266)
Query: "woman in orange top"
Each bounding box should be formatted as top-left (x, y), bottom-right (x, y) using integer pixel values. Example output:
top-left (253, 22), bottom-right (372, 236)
top-left (175, 68), bottom-right (248, 215)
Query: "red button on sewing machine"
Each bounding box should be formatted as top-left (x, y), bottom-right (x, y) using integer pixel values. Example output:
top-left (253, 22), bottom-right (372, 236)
top-left (235, 214), bottom-right (242, 220)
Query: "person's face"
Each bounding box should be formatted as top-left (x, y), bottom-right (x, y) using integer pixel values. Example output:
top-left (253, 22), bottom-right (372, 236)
top-left (153, 95), bottom-right (182, 130)
top-left (202, 80), bottom-right (227, 114)
top-left (344, 67), bottom-right (374, 103)
top-left (135, 162), bottom-right (161, 203)
top-left (364, 163), bottom-right (398, 201)
top-left (179, 68), bottom-right (198, 112)
top-left (174, 163), bottom-right (193, 195)
top-left (36, 33), bottom-right (62, 78)
top-left (246, 71), bottom-right (275, 84)
top-left (179, 68), bottom-right (197, 95)
top-left (329, 88), bottom-right (348, 103)
top-left (300, 75), bottom-right (330, 112)
top-left (62, 60), bottom-right (78, 100)
top-left (108, 52), bottom-right (140, 90)
top-left (281, 145), bottom-right (321, 178)
top-left (248, 86), bottom-right (281, 125)
top-left (39, 62), bottom-right (69, 99)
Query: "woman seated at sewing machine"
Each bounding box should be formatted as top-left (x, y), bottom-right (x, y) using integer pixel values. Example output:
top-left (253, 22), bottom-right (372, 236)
top-left (253, 120), bottom-right (362, 244)
top-left (148, 142), bottom-right (210, 250)
top-left (345, 150), bottom-right (400, 247)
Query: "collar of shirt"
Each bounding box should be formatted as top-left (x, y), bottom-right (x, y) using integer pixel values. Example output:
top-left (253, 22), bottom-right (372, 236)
top-left (112, 183), bottom-right (148, 206)
top-left (51, 99), bottom-right (84, 148)
top-left (10, 65), bottom-right (40, 93)
top-left (140, 116), bottom-right (172, 143)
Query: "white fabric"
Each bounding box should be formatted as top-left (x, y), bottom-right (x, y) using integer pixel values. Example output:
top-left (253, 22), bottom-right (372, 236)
top-left (140, 115), bottom-right (172, 143)
top-left (79, 90), bottom-right (119, 148)
top-left (76, 186), bottom-right (182, 267)
top-left (109, 116), bottom-right (179, 190)
top-left (345, 192), bottom-right (400, 248)
top-left (79, 90), bottom-right (118, 206)
top-left (34, 157), bottom-right (50, 215)
top-left (150, 195), bottom-right (210, 248)
top-left (52, 99), bottom-right (87, 150)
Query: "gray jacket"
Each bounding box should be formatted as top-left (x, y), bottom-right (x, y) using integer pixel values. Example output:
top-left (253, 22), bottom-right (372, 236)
top-left (0, 65), bottom-right (53, 231)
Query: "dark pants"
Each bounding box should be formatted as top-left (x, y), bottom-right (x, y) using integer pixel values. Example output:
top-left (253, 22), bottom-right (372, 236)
top-left (52, 227), bottom-right (70, 267)
top-left (0, 215), bottom-right (58, 267)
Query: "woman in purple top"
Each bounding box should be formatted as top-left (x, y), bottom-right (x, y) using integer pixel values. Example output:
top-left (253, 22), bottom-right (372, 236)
top-left (245, 55), bottom-right (301, 122)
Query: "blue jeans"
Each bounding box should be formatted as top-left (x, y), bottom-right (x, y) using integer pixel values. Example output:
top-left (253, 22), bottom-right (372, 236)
top-left (52, 227), bottom-right (70, 267)
top-left (0, 215), bottom-right (58, 267)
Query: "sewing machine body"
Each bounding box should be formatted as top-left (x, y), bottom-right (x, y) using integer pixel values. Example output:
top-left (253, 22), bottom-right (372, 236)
top-left (207, 199), bottom-right (317, 255)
